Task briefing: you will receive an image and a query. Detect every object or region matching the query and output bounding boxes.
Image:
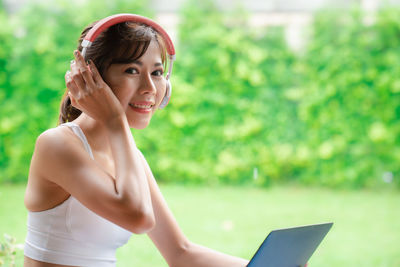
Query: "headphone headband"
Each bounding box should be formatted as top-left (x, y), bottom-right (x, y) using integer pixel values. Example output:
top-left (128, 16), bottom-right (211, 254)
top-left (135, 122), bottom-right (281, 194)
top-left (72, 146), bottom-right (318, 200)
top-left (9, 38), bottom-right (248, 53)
top-left (81, 13), bottom-right (175, 59)
top-left (80, 13), bottom-right (174, 109)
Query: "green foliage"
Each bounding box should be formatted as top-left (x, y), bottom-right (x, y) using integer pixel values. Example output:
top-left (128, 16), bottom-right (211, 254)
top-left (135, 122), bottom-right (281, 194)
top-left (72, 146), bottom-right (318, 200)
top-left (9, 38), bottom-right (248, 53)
top-left (136, 0), bottom-right (303, 186)
top-left (0, 0), bottom-right (399, 189)
top-left (297, 7), bottom-right (400, 188)
top-left (0, 0), bottom-right (150, 182)
top-left (0, 233), bottom-right (23, 266)
top-left (136, 2), bottom-right (400, 189)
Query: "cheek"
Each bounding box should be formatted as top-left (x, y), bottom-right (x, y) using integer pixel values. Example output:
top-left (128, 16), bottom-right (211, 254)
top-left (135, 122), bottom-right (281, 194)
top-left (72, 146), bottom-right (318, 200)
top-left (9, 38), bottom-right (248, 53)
top-left (109, 79), bottom-right (136, 103)
top-left (156, 80), bottom-right (167, 103)
top-left (112, 87), bottom-right (134, 107)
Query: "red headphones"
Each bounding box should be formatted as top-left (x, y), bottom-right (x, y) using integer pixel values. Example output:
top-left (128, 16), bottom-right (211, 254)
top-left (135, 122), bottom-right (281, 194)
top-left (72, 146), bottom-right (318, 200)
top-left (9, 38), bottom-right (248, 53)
top-left (81, 13), bottom-right (176, 109)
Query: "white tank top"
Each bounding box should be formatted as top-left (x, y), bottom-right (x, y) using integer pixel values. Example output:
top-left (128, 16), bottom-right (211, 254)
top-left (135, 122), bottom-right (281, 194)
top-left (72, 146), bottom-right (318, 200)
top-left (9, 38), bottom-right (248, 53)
top-left (24, 122), bottom-right (132, 267)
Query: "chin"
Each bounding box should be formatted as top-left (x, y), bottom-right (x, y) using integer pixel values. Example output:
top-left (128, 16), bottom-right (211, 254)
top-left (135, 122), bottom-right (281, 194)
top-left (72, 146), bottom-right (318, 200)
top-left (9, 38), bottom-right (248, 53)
top-left (128, 119), bottom-right (151, 129)
top-left (126, 107), bottom-right (157, 129)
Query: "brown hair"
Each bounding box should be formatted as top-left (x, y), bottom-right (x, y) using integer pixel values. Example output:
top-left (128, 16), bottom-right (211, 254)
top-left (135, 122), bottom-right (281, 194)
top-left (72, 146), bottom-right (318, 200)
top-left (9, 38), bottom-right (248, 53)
top-left (58, 21), bottom-right (167, 125)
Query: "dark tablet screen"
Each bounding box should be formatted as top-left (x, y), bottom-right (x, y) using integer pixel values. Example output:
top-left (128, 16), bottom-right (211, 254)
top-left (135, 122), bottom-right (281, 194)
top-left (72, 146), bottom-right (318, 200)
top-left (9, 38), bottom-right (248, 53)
top-left (247, 222), bottom-right (333, 267)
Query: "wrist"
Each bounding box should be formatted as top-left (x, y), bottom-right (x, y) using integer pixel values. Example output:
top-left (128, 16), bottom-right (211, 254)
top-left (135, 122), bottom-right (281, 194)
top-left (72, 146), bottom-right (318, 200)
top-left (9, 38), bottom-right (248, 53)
top-left (103, 115), bottom-right (137, 147)
top-left (103, 115), bottom-right (128, 132)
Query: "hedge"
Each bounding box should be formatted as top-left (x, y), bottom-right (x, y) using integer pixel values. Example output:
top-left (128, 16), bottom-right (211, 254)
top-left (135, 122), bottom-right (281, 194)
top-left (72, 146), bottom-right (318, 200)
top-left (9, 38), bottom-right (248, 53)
top-left (1, 0), bottom-right (399, 189)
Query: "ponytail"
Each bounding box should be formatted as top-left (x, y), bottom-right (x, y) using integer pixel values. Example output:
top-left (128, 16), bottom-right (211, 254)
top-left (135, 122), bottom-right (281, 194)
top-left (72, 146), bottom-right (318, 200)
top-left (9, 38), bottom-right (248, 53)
top-left (58, 90), bottom-right (82, 125)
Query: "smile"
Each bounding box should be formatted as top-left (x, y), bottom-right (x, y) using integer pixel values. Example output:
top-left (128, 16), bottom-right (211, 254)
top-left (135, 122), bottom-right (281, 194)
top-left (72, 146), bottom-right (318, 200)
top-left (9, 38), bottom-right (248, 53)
top-left (129, 102), bottom-right (154, 114)
top-left (129, 103), bottom-right (153, 108)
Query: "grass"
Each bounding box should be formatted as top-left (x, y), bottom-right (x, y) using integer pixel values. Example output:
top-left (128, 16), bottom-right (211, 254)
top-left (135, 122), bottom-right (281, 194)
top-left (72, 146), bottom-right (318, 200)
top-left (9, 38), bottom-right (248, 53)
top-left (0, 183), bottom-right (399, 266)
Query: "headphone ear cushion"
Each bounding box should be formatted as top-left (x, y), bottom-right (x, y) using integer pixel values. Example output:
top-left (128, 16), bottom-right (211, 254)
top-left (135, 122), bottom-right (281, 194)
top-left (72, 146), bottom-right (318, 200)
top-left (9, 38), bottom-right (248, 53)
top-left (159, 79), bottom-right (172, 109)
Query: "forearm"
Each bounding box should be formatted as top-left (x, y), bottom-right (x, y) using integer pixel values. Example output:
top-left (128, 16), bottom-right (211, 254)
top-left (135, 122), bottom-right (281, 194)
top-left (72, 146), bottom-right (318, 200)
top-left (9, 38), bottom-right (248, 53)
top-left (173, 241), bottom-right (249, 267)
top-left (105, 116), bottom-right (154, 227)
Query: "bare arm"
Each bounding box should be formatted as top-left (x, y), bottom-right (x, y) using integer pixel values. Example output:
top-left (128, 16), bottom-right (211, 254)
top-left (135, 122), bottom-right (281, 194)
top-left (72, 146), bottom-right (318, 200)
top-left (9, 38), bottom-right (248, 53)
top-left (172, 242), bottom-right (249, 267)
top-left (30, 50), bottom-right (154, 233)
top-left (104, 116), bottom-right (155, 233)
top-left (137, 152), bottom-right (249, 267)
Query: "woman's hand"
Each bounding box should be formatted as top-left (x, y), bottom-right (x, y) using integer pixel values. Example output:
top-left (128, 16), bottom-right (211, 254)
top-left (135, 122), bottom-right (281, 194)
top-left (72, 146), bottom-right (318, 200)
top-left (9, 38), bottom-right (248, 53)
top-left (65, 50), bottom-right (125, 126)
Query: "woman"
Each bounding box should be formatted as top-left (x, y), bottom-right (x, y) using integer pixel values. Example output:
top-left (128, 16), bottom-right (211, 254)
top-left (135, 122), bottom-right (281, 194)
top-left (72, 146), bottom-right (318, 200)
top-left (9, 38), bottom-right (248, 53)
top-left (23, 14), bottom-right (249, 267)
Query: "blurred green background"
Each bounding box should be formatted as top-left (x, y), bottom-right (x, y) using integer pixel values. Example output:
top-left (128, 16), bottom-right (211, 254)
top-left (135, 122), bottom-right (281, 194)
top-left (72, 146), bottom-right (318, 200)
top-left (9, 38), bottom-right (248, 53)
top-left (0, 0), bottom-right (399, 266)
top-left (1, 0), bottom-right (400, 189)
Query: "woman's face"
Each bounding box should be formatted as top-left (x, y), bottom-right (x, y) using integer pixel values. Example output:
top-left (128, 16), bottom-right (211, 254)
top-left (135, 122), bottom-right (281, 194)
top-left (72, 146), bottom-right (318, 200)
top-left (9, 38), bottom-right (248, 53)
top-left (102, 40), bottom-right (166, 129)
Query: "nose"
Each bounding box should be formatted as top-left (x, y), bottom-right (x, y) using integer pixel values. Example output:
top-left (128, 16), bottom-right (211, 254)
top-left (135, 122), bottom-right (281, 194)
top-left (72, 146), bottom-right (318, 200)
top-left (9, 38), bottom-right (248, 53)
top-left (138, 72), bottom-right (157, 95)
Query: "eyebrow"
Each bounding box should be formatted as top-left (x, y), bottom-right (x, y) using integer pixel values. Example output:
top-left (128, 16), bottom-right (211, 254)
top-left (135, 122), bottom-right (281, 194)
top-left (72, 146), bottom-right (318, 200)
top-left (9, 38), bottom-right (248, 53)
top-left (131, 60), bottom-right (163, 67)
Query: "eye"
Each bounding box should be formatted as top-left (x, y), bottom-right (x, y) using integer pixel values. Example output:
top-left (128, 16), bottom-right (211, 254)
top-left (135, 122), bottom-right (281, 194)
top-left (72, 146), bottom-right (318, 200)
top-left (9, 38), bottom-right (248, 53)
top-left (125, 68), bottom-right (138, 74)
top-left (152, 69), bottom-right (164, 76)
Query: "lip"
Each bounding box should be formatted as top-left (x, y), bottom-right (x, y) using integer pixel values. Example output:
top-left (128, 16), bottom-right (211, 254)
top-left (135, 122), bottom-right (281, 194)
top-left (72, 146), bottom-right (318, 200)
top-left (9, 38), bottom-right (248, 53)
top-left (129, 101), bottom-right (154, 114)
top-left (131, 101), bottom-right (155, 106)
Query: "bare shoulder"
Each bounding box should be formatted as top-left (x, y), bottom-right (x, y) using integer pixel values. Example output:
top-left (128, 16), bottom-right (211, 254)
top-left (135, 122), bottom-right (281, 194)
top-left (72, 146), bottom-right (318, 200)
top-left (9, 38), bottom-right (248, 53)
top-left (34, 125), bottom-right (87, 162)
top-left (35, 125), bottom-right (76, 154)
top-left (26, 126), bottom-right (81, 211)
top-left (31, 125), bottom-right (87, 181)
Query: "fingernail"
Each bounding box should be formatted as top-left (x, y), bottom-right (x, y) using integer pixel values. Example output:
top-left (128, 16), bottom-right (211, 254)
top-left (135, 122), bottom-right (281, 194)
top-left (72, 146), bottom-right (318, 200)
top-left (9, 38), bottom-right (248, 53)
top-left (70, 60), bottom-right (75, 65)
top-left (74, 50), bottom-right (79, 56)
top-left (86, 59), bottom-right (91, 65)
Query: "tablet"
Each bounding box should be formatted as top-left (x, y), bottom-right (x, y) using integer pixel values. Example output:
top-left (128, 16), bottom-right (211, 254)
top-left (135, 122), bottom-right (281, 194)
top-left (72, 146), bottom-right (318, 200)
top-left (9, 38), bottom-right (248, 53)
top-left (247, 222), bottom-right (333, 267)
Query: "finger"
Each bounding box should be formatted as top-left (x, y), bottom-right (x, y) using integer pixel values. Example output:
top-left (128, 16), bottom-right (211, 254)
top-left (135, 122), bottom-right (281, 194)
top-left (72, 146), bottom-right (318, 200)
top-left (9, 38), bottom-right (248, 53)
top-left (70, 54), bottom-right (87, 92)
top-left (65, 70), bottom-right (80, 100)
top-left (74, 50), bottom-right (85, 65)
top-left (74, 50), bottom-right (95, 88)
top-left (80, 60), bottom-right (96, 88)
top-left (88, 60), bottom-right (103, 85)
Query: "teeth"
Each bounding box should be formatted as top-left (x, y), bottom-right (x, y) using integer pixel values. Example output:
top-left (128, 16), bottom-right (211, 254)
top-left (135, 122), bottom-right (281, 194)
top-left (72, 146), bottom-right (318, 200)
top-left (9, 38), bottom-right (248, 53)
top-left (130, 103), bottom-right (153, 109)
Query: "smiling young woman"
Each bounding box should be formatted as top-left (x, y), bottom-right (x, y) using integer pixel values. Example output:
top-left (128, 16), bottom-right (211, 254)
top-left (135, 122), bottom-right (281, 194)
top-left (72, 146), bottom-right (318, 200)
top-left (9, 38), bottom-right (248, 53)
top-left (23, 14), bottom-right (249, 267)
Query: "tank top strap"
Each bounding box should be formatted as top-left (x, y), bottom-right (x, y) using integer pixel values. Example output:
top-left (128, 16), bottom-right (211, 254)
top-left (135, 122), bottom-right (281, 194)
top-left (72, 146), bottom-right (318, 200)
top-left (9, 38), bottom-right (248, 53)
top-left (61, 122), bottom-right (94, 160)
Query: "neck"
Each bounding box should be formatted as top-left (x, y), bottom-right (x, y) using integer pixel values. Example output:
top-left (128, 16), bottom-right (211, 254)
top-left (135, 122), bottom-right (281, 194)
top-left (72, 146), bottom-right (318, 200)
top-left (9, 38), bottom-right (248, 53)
top-left (72, 114), bottom-right (112, 154)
